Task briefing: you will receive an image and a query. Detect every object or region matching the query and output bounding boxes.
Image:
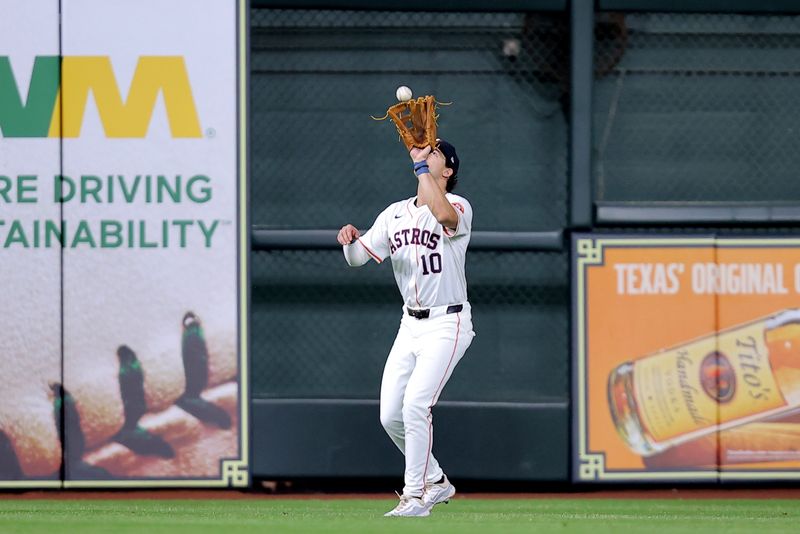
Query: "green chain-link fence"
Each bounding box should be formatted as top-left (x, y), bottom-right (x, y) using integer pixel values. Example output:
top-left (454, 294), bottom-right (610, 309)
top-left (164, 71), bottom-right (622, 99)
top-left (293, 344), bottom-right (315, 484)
top-left (250, 8), bottom-right (571, 404)
top-left (251, 9), bottom-right (569, 231)
top-left (252, 249), bottom-right (568, 402)
top-left (594, 12), bottom-right (800, 203)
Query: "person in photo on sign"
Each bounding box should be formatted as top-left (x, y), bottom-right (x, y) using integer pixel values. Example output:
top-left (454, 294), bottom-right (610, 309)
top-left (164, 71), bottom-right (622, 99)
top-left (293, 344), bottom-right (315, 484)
top-left (337, 140), bottom-right (475, 518)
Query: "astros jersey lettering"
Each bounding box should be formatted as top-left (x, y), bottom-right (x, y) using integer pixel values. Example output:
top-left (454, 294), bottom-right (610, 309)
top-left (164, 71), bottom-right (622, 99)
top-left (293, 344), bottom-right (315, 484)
top-left (355, 193), bottom-right (472, 308)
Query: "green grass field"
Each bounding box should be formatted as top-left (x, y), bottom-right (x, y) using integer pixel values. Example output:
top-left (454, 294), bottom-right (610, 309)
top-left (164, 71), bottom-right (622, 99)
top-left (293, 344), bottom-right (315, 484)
top-left (1, 498), bottom-right (798, 533)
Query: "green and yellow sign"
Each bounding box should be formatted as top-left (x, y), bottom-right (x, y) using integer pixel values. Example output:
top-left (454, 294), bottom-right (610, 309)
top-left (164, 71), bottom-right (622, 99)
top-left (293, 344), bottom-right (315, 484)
top-left (0, 0), bottom-right (249, 489)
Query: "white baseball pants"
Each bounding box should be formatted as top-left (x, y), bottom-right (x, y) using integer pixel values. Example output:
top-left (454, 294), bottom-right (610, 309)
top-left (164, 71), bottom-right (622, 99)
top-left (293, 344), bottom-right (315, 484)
top-left (379, 302), bottom-right (475, 497)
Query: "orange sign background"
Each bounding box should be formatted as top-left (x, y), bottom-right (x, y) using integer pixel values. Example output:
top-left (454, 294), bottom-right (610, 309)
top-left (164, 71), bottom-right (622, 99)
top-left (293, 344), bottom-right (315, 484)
top-left (577, 237), bottom-right (800, 479)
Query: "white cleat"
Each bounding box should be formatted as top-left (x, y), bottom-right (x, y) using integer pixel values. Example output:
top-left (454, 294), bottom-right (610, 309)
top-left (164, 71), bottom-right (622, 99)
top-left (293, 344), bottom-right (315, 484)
top-left (384, 495), bottom-right (430, 517)
top-left (423, 475), bottom-right (456, 508)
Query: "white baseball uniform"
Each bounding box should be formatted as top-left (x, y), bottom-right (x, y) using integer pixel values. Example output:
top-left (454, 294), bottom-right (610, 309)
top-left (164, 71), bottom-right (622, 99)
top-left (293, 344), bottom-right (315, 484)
top-left (342, 193), bottom-right (475, 497)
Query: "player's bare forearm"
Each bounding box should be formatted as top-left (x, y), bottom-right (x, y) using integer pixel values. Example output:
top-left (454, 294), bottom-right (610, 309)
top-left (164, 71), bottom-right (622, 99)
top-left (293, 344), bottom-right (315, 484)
top-left (409, 146), bottom-right (458, 229)
top-left (416, 174), bottom-right (458, 228)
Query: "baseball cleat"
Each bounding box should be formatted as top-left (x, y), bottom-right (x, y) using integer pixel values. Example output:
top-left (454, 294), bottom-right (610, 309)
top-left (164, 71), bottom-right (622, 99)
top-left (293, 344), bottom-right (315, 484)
top-left (384, 495), bottom-right (430, 517)
top-left (423, 475), bottom-right (456, 508)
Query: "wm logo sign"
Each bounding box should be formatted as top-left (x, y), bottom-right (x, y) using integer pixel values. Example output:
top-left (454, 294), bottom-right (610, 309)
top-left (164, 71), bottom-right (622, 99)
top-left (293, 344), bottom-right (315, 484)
top-left (0, 56), bottom-right (201, 138)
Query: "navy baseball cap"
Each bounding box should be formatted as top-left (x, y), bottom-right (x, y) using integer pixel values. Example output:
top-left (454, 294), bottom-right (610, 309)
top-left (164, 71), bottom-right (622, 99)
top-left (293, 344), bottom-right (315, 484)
top-left (436, 139), bottom-right (460, 177)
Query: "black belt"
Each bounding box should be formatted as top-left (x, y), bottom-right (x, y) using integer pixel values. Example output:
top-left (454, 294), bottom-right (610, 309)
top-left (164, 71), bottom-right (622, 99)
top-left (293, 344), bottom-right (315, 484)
top-left (406, 304), bottom-right (463, 320)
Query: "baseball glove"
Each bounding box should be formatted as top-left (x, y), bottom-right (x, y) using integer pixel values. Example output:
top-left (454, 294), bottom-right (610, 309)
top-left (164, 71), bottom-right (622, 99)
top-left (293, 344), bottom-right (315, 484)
top-left (372, 96), bottom-right (440, 150)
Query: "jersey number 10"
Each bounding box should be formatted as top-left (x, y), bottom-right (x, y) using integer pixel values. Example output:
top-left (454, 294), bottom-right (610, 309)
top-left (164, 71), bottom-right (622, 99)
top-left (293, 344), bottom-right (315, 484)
top-left (421, 253), bottom-right (442, 275)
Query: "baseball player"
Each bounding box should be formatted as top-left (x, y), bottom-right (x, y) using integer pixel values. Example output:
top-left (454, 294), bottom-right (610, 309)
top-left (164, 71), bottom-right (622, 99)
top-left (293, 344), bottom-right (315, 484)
top-left (337, 140), bottom-right (475, 517)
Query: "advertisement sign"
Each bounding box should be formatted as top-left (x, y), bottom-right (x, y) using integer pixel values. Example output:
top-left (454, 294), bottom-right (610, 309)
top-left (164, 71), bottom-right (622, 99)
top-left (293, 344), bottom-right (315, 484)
top-left (0, 0), bottom-right (248, 488)
top-left (574, 236), bottom-right (800, 481)
top-left (0, 0), bottom-right (62, 488)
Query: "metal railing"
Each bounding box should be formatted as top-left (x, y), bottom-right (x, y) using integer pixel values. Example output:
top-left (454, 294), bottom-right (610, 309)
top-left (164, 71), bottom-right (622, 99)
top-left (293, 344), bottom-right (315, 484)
top-left (252, 228), bottom-right (564, 251)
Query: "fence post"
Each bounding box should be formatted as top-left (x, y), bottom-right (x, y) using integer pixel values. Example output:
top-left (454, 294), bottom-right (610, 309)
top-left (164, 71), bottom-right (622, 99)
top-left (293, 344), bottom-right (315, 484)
top-left (569, 0), bottom-right (594, 228)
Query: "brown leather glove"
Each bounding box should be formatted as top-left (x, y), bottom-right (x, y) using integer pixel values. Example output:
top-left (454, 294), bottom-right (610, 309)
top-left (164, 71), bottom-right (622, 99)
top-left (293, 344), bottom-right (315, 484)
top-left (374, 96), bottom-right (439, 150)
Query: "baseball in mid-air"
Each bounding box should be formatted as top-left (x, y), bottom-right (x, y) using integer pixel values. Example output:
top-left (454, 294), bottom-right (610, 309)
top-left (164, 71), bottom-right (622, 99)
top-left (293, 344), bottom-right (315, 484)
top-left (396, 85), bottom-right (413, 102)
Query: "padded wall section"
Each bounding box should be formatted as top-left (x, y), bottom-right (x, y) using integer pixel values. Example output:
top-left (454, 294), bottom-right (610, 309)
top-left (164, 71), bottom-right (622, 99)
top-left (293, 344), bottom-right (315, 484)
top-left (59, 0), bottom-right (245, 486)
top-left (0, 0), bottom-right (62, 488)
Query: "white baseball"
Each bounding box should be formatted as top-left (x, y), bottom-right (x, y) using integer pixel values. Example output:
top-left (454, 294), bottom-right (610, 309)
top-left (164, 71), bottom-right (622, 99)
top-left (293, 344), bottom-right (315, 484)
top-left (396, 86), bottom-right (413, 102)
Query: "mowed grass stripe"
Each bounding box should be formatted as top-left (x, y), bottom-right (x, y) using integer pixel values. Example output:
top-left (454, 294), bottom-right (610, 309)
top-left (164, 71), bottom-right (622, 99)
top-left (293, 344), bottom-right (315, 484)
top-left (0, 498), bottom-right (798, 534)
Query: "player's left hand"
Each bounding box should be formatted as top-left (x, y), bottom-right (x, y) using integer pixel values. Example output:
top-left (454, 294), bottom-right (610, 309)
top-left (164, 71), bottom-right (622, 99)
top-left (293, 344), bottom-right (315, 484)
top-left (410, 146), bottom-right (431, 163)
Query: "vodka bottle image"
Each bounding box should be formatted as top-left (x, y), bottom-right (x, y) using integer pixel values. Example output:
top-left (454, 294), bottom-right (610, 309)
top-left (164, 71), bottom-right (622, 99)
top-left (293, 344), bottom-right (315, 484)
top-left (608, 309), bottom-right (800, 456)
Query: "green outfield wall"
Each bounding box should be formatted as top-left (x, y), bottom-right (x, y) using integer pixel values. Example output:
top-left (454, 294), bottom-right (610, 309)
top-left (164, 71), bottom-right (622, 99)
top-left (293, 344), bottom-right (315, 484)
top-left (4, 0), bottom-right (800, 488)
top-left (249, 0), bottom-right (800, 485)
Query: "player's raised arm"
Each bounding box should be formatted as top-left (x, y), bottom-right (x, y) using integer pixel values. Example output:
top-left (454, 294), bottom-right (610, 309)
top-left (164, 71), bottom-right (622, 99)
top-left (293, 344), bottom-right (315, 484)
top-left (411, 146), bottom-right (459, 230)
